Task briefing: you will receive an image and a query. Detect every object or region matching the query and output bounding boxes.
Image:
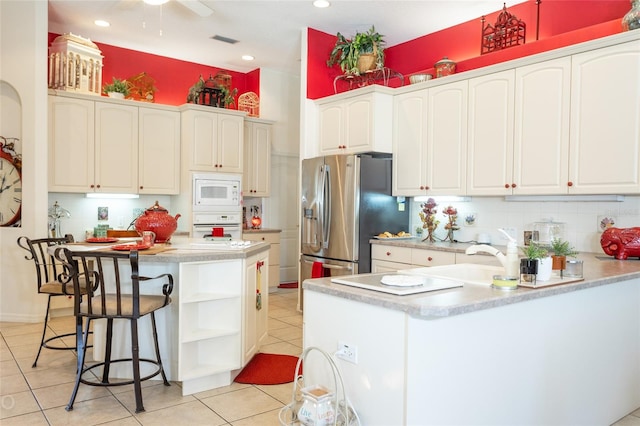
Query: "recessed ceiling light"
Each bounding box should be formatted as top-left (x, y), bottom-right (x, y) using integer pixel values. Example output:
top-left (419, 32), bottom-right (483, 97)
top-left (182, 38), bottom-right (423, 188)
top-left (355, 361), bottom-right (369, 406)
top-left (143, 0), bottom-right (169, 5)
top-left (313, 0), bottom-right (330, 8)
top-left (94, 20), bottom-right (110, 27)
top-left (242, 55), bottom-right (255, 61)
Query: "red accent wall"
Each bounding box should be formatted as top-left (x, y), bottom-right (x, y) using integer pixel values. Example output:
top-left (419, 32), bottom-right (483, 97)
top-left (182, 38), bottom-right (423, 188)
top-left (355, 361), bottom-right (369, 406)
top-left (48, 33), bottom-right (260, 107)
top-left (309, 0), bottom-right (630, 99)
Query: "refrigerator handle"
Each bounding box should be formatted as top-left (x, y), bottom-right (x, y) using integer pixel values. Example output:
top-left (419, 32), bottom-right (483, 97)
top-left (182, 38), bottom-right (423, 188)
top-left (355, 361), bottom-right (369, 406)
top-left (320, 164), bottom-right (331, 249)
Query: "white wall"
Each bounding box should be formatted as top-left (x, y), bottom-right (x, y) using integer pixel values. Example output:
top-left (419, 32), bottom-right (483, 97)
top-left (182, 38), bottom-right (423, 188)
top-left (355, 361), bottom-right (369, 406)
top-left (257, 67), bottom-right (301, 284)
top-left (409, 195), bottom-right (640, 253)
top-left (0, 0), bottom-right (49, 321)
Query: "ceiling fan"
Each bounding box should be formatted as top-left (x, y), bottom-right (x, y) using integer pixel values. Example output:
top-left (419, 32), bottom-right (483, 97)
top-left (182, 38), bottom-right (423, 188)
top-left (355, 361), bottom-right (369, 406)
top-left (143, 0), bottom-right (214, 17)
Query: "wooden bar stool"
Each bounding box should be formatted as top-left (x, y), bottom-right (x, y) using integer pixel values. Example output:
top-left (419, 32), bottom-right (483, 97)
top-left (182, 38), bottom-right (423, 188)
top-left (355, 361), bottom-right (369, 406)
top-left (17, 235), bottom-right (88, 368)
top-left (57, 247), bottom-right (173, 413)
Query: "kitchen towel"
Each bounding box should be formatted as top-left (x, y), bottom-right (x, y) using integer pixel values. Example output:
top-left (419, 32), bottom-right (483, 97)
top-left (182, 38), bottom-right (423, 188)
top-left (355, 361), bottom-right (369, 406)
top-left (311, 261), bottom-right (331, 278)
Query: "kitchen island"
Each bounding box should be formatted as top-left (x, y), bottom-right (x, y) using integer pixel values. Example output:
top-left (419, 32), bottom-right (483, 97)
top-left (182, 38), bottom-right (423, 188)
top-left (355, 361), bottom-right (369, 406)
top-left (302, 252), bottom-right (640, 425)
top-left (72, 237), bottom-right (271, 395)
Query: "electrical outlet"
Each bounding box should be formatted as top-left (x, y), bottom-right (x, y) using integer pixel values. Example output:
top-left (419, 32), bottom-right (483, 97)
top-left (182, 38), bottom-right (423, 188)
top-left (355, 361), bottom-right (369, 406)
top-left (336, 341), bottom-right (358, 364)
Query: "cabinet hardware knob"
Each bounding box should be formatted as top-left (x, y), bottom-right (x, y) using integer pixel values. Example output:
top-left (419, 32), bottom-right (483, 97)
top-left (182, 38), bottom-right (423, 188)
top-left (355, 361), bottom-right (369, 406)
top-left (504, 184), bottom-right (510, 189)
top-left (425, 186), bottom-right (430, 190)
top-left (90, 184), bottom-right (95, 189)
top-left (139, 186), bottom-right (143, 190)
top-left (567, 181), bottom-right (573, 187)
top-left (386, 251), bottom-right (391, 256)
top-left (262, 237), bottom-right (265, 241)
top-left (96, 184), bottom-right (101, 188)
top-left (512, 183), bottom-right (517, 188)
top-left (419, 185), bottom-right (424, 190)
top-left (427, 256), bottom-right (433, 261)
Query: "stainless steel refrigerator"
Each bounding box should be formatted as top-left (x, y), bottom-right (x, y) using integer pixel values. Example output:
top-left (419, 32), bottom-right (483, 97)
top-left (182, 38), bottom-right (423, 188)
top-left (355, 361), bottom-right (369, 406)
top-left (299, 154), bottom-right (409, 308)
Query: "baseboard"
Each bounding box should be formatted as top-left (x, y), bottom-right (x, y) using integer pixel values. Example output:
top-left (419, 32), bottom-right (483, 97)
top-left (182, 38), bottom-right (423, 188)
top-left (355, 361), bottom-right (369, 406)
top-left (0, 312), bottom-right (42, 323)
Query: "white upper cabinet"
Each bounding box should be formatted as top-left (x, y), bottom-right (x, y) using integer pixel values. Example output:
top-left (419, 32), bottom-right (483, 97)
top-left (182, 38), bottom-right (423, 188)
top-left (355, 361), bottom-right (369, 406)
top-left (48, 96), bottom-right (95, 192)
top-left (317, 90), bottom-right (393, 155)
top-left (569, 40), bottom-right (640, 194)
top-left (426, 80), bottom-right (468, 195)
top-left (467, 70), bottom-right (515, 195)
top-left (513, 57), bottom-right (571, 195)
top-left (393, 81), bottom-right (467, 196)
top-left (393, 89), bottom-right (428, 196)
top-left (94, 102), bottom-right (139, 193)
top-left (49, 93), bottom-right (181, 195)
top-left (244, 119), bottom-right (272, 196)
top-left (182, 107), bottom-right (244, 173)
top-left (138, 107), bottom-right (180, 195)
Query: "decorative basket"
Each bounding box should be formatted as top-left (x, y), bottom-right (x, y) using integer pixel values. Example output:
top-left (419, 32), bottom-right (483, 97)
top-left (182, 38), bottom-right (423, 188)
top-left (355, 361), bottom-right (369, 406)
top-left (356, 44), bottom-right (379, 74)
top-left (278, 347), bottom-right (360, 426)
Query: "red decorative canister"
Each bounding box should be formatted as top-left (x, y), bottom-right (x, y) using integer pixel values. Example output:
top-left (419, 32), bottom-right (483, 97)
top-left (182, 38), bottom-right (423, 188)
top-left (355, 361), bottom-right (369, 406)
top-left (134, 201), bottom-right (181, 243)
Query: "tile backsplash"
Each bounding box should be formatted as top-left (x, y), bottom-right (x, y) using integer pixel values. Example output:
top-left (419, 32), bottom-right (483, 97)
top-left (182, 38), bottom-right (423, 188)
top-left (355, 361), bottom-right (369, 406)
top-left (410, 195), bottom-right (640, 253)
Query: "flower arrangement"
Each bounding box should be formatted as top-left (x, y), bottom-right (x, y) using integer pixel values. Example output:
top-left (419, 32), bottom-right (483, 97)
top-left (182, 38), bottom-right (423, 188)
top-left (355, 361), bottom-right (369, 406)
top-left (442, 205), bottom-right (460, 242)
top-left (419, 198), bottom-right (439, 243)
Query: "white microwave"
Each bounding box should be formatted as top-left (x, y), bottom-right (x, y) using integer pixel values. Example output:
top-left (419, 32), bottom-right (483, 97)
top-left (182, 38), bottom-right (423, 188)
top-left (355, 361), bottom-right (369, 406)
top-left (193, 173), bottom-right (242, 210)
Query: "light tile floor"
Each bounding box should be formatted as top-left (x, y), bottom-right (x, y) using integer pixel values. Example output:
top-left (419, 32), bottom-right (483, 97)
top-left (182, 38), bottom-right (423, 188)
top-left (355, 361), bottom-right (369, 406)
top-left (2, 288), bottom-right (639, 425)
top-left (0, 288), bottom-right (302, 426)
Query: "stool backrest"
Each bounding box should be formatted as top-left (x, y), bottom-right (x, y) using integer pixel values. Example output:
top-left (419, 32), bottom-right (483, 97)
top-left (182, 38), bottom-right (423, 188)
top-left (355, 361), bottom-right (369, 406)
top-left (57, 248), bottom-right (172, 320)
top-left (17, 235), bottom-right (75, 294)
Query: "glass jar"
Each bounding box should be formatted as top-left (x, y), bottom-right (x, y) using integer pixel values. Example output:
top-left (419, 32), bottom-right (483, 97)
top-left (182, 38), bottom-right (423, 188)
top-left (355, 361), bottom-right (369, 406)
top-left (622, 0), bottom-right (640, 31)
top-left (434, 57), bottom-right (456, 77)
top-left (297, 385), bottom-right (335, 426)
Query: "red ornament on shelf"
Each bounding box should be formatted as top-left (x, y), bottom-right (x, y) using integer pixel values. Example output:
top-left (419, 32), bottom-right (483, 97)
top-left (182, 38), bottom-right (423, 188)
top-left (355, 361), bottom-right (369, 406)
top-left (251, 216), bottom-right (262, 229)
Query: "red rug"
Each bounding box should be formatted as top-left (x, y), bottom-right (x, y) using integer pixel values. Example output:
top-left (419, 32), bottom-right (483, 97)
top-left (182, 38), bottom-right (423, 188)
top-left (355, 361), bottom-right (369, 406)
top-left (278, 282), bottom-right (298, 289)
top-left (234, 353), bottom-right (301, 385)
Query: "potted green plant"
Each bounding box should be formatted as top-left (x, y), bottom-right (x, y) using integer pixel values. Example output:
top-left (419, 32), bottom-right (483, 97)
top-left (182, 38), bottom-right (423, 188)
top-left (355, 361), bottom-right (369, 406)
top-left (550, 238), bottom-right (578, 271)
top-left (103, 77), bottom-right (130, 99)
top-left (327, 25), bottom-right (385, 75)
top-left (520, 243), bottom-right (548, 283)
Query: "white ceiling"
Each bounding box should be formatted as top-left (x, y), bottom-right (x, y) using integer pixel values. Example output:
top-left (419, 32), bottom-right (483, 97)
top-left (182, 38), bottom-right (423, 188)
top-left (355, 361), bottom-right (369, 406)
top-left (48, 0), bottom-right (526, 76)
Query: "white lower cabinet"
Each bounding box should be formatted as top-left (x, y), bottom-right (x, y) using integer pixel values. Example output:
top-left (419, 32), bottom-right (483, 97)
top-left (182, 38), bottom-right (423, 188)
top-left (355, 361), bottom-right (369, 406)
top-left (243, 231), bottom-right (281, 289)
top-left (371, 244), bottom-right (503, 271)
top-left (371, 245), bottom-right (456, 270)
top-left (243, 251), bottom-right (269, 365)
top-left (176, 251), bottom-right (269, 395)
top-left (178, 260), bottom-right (243, 386)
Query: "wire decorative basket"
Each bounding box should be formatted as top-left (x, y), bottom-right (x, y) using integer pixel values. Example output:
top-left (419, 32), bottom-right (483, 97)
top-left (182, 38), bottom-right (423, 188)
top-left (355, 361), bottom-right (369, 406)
top-left (278, 346), bottom-right (360, 426)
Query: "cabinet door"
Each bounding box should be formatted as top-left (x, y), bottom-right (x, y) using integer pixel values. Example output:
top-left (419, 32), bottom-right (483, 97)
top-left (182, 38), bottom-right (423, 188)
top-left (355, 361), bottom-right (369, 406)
top-left (94, 102), bottom-right (138, 193)
top-left (318, 103), bottom-right (344, 154)
top-left (427, 80), bottom-right (468, 195)
top-left (513, 58), bottom-right (571, 195)
top-left (243, 253), bottom-right (269, 365)
top-left (48, 96), bottom-right (95, 192)
top-left (345, 96), bottom-right (372, 152)
top-left (467, 70), bottom-right (515, 195)
top-left (371, 260), bottom-right (413, 273)
top-left (217, 114), bottom-right (243, 173)
top-left (244, 122), bottom-right (271, 196)
top-left (139, 108), bottom-right (180, 194)
top-left (243, 258), bottom-right (258, 364)
top-left (569, 41), bottom-right (640, 194)
top-left (185, 110), bottom-right (218, 171)
top-left (393, 90), bottom-right (428, 196)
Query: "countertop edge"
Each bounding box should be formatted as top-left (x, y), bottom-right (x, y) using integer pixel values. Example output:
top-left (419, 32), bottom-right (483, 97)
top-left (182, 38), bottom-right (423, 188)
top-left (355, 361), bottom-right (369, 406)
top-left (303, 253), bottom-right (640, 319)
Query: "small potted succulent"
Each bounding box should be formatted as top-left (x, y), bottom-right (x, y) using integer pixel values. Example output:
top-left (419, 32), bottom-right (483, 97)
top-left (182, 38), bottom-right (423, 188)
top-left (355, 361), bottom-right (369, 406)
top-left (103, 77), bottom-right (130, 99)
top-left (550, 238), bottom-right (578, 271)
top-left (520, 243), bottom-right (548, 283)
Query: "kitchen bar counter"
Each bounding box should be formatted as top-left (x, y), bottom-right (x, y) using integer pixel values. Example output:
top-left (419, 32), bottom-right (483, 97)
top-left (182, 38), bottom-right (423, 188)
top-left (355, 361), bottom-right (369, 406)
top-left (302, 252), bottom-right (640, 425)
top-left (64, 237), bottom-right (271, 395)
top-left (303, 252), bottom-right (640, 318)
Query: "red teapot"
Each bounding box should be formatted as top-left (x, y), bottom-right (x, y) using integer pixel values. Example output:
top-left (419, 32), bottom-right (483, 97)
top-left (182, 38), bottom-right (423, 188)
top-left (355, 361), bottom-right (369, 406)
top-left (134, 201), bottom-right (181, 243)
